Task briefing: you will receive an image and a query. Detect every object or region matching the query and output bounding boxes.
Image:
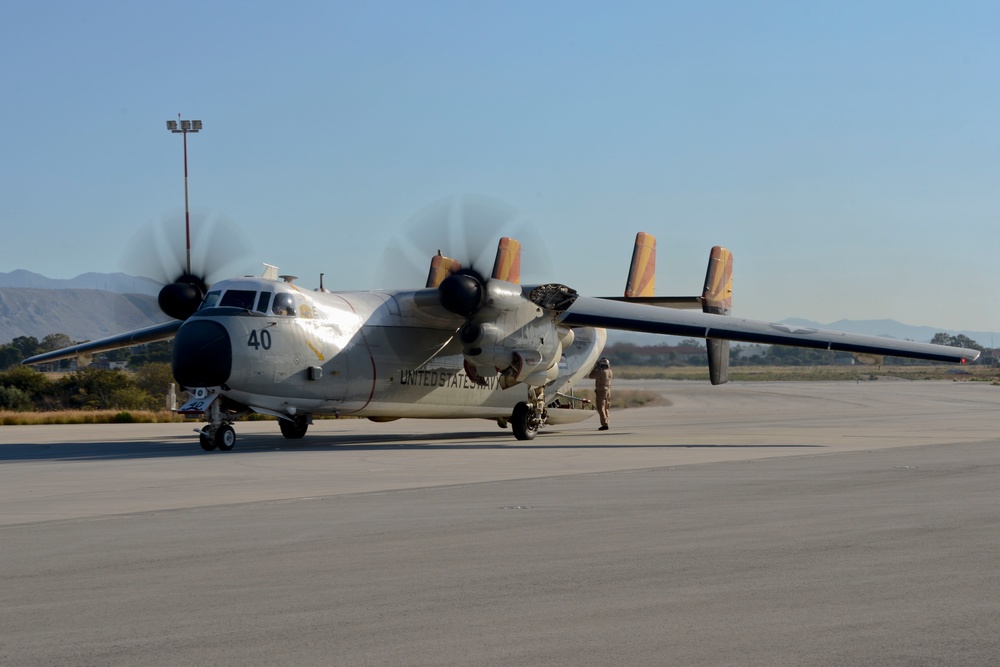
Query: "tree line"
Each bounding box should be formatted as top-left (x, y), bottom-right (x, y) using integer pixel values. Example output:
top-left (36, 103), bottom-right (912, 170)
top-left (0, 363), bottom-right (175, 412)
top-left (0, 334), bottom-right (174, 412)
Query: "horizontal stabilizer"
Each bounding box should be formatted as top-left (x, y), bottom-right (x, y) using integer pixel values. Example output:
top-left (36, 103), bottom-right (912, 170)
top-left (603, 232), bottom-right (701, 308)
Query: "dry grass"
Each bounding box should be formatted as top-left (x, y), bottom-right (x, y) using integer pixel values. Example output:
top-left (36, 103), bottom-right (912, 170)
top-left (0, 410), bottom-right (185, 425)
top-left (568, 388), bottom-right (670, 410)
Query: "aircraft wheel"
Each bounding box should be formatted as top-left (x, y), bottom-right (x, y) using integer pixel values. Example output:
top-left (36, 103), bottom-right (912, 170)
top-left (215, 424), bottom-right (236, 451)
top-left (199, 433), bottom-right (217, 451)
top-left (511, 402), bottom-right (537, 441)
top-left (496, 418), bottom-right (509, 429)
top-left (279, 416), bottom-right (309, 439)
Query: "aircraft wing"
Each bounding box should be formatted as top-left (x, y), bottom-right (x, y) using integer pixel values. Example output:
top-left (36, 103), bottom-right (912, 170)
top-left (598, 296), bottom-right (703, 309)
top-left (558, 296), bottom-right (979, 364)
top-left (21, 320), bottom-right (183, 366)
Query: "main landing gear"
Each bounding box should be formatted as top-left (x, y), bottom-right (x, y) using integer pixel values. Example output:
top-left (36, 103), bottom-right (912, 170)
top-left (510, 385), bottom-right (549, 441)
top-left (279, 414), bottom-right (310, 439)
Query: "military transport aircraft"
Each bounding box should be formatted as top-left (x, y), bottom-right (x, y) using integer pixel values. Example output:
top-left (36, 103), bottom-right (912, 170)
top-left (24, 227), bottom-right (979, 451)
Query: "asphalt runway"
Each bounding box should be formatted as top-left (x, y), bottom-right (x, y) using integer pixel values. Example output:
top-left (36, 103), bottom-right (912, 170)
top-left (2, 380), bottom-right (999, 665)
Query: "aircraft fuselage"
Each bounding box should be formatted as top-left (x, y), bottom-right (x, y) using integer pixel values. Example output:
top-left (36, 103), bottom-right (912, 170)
top-left (173, 277), bottom-right (605, 422)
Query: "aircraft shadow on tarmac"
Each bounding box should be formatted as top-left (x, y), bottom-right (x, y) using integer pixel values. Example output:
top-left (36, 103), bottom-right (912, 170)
top-left (0, 428), bottom-right (824, 463)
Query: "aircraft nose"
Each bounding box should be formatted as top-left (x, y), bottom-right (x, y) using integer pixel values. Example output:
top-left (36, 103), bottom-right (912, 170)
top-left (172, 320), bottom-right (232, 387)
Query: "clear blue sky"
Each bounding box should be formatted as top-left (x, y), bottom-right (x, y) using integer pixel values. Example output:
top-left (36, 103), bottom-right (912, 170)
top-left (2, 1), bottom-right (998, 331)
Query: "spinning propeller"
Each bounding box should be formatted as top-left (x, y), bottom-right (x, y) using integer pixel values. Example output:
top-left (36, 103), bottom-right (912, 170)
top-left (375, 195), bottom-right (555, 387)
top-left (375, 194), bottom-right (550, 296)
top-left (122, 211), bottom-right (255, 320)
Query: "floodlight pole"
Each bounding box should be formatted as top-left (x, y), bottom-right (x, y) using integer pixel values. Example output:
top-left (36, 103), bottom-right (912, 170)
top-left (165, 116), bottom-right (203, 278)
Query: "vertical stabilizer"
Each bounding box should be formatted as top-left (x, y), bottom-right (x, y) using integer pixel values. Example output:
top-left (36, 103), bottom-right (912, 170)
top-left (426, 252), bottom-right (462, 288)
top-left (702, 246), bottom-right (734, 385)
top-left (702, 246), bottom-right (733, 314)
top-left (492, 237), bottom-right (522, 284)
top-left (624, 232), bottom-right (656, 297)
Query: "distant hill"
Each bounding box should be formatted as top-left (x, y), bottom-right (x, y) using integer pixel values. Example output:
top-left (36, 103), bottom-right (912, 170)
top-left (0, 288), bottom-right (169, 343)
top-left (0, 270), bottom-right (161, 296)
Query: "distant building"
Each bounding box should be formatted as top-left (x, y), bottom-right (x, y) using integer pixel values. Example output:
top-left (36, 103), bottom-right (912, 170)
top-left (93, 360), bottom-right (128, 371)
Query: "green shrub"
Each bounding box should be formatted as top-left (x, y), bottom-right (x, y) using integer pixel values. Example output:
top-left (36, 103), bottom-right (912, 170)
top-left (0, 385), bottom-right (32, 411)
top-left (108, 386), bottom-right (158, 411)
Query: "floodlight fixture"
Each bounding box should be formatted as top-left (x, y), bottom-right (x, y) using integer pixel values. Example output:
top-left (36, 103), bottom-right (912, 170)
top-left (166, 118), bottom-right (202, 134)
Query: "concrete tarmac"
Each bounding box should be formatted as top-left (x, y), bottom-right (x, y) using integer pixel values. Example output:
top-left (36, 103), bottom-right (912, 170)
top-left (2, 380), bottom-right (999, 665)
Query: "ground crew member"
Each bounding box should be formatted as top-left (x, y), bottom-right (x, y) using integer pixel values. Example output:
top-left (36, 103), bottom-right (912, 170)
top-left (589, 357), bottom-right (613, 430)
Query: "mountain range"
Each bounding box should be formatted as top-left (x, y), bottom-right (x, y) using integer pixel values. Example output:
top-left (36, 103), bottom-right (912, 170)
top-left (2, 270), bottom-right (997, 349)
top-left (0, 271), bottom-right (168, 343)
top-left (0, 270), bottom-right (161, 295)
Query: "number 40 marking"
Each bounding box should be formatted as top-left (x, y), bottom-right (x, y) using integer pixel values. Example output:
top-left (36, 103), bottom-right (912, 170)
top-left (247, 329), bottom-right (272, 350)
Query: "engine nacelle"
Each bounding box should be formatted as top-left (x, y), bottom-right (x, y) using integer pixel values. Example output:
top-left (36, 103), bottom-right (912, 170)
top-left (158, 281), bottom-right (205, 321)
top-left (498, 349), bottom-right (561, 389)
top-left (438, 270), bottom-right (486, 317)
top-left (460, 322), bottom-right (512, 380)
top-left (460, 319), bottom-right (563, 389)
top-left (452, 277), bottom-right (568, 389)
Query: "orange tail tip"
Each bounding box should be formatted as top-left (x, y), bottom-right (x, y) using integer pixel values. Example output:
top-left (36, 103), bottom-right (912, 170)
top-left (702, 246), bottom-right (733, 314)
top-left (625, 232), bottom-right (656, 298)
top-left (426, 252), bottom-right (462, 288)
top-left (492, 237), bottom-right (522, 284)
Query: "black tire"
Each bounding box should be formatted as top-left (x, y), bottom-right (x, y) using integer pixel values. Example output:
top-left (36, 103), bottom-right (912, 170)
top-left (215, 424), bottom-right (236, 451)
top-left (279, 416), bottom-right (309, 439)
top-left (199, 433), bottom-right (217, 451)
top-left (511, 402), bottom-right (537, 441)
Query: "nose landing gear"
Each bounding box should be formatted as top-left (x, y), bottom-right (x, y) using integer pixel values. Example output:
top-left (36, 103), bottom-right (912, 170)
top-left (180, 388), bottom-right (245, 452)
top-left (198, 423), bottom-right (237, 451)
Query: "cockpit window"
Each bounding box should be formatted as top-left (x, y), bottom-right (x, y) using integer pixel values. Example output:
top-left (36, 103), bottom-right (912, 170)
top-left (219, 289), bottom-right (256, 310)
top-left (256, 291), bottom-right (272, 314)
top-left (272, 292), bottom-right (296, 316)
top-left (201, 290), bottom-right (221, 309)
